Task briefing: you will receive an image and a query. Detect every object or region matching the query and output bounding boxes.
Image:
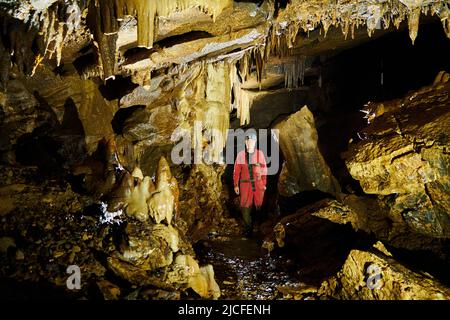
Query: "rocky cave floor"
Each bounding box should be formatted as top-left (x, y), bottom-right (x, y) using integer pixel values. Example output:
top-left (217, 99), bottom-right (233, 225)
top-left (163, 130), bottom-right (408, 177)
top-left (1, 160), bottom-right (449, 300)
top-left (0, 163), bottom-right (360, 300)
top-left (0, 166), bottom-right (356, 300)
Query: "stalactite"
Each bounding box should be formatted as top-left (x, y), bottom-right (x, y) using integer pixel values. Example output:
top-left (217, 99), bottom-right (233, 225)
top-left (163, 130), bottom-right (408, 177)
top-left (254, 46), bottom-right (266, 85)
top-left (87, 0), bottom-right (119, 81)
top-left (98, 0), bottom-right (232, 49)
top-left (272, 0), bottom-right (448, 52)
top-left (0, 1), bottom-right (82, 75)
top-left (229, 56), bottom-right (253, 126)
top-left (230, 63), bottom-right (241, 113)
top-left (408, 7), bottom-right (421, 44)
top-left (284, 56), bottom-right (306, 89)
top-left (238, 50), bottom-right (251, 83)
top-left (199, 62), bottom-right (231, 163)
top-left (236, 89), bottom-right (254, 126)
top-left (437, 2), bottom-right (450, 39)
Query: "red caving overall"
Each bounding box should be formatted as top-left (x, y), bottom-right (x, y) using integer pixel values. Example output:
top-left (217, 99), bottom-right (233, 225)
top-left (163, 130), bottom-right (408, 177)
top-left (233, 149), bottom-right (267, 209)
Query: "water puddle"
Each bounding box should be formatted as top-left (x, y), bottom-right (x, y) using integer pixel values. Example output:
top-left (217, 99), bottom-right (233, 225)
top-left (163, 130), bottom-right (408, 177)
top-left (195, 237), bottom-right (316, 300)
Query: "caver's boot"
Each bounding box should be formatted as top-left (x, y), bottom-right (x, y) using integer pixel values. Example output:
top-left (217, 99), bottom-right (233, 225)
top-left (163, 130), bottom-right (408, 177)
top-left (241, 207), bottom-right (253, 237)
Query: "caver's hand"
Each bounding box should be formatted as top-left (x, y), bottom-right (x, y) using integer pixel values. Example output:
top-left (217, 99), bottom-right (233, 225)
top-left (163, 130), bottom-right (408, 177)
top-left (234, 186), bottom-right (239, 195)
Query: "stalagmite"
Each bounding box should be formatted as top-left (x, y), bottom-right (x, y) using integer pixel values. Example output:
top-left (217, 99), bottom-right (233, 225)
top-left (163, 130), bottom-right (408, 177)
top-left (126, 175), bottom-right (154, 222)
top-left (106, 171), bottom-right (134, 212)
top-left (148, 157), bottom-right (178, 225)
top-left (152, 224), bottom-right (180, 253)
top-left (131, 167), bottom-right (144, 180)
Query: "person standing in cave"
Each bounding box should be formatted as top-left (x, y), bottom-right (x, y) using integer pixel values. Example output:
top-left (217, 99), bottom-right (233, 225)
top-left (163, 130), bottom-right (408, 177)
top-left (233, 132), bottom-right (267, 237)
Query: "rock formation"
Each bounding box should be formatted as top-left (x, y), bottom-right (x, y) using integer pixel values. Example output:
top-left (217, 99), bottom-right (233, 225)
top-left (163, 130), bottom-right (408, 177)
top-left (275, 105), bottom-right (341, 197)
top-left (101, 154), bottom-right (221, 299)
top-left (319, 242), bottom-right (450, 300)
top-left (343, 72), bottom-right (450, 239)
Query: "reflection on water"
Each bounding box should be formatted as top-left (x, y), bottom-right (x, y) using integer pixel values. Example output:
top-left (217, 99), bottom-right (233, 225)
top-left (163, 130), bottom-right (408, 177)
top-left (195, 237), bottom-right (315, 300)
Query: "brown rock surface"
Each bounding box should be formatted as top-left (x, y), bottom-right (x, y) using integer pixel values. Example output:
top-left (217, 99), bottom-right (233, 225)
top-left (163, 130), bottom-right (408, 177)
top-left (319, 243), bottom-right (450, 300)
top-left (275, 106), bottom-right (341, 197)
top-left (343, 73), bottom-right (450, 238)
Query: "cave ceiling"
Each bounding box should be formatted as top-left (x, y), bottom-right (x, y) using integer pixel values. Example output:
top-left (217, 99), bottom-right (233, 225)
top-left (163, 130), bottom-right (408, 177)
top-left (1, 0), bottom-right (449, 84)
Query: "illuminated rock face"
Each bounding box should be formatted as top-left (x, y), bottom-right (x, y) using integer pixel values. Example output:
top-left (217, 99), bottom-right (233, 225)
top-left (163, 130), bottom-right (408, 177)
top-left (99, 154), bottom-right (220, 299)
top-left (168, 254), bottom-right (221, 299)
top-left (343, 73), bottom-right (450, 238)
top-left (319, 243), bottom-right (450, 300)
top-left (275, 106), bottom-right (341, 197)
top-left (106, 156), bottom-right (178, 224)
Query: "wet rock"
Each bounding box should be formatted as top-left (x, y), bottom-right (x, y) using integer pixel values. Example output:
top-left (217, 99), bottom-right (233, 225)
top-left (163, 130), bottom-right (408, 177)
top-left (277, 283), bottom-right (318, 300)
top-left (319, 242), bottom-right (450, 300)
top-left (343, 73), bottom-right (450, 238)
top-left (96, 280), bottom-right (121, 300)
top-left (275, 106), bottom-right (341, 197)
top-left (115, 221), bottom-right (179, 271)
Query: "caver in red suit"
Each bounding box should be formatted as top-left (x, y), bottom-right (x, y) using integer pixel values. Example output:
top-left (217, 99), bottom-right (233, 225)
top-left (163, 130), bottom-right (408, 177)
top-left (233, 149), bottom-right (267, 208)
top-left (233, 132), bottom-right (267, 236)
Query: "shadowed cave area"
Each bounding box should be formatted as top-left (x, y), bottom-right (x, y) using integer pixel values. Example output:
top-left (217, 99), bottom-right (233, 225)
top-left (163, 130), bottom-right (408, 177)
top-left (0, 0), bottom-right (449, 301)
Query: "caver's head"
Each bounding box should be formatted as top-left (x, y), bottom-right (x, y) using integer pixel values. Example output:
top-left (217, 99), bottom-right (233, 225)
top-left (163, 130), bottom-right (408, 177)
top-left (245, 132), bottom-right (257, 153)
